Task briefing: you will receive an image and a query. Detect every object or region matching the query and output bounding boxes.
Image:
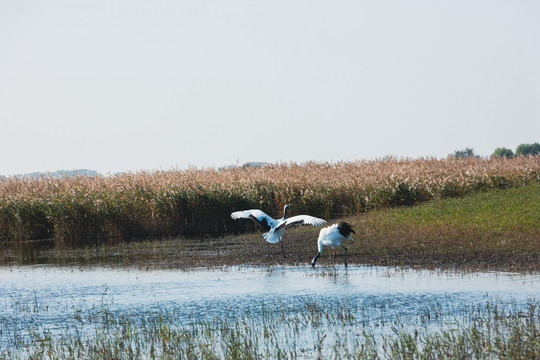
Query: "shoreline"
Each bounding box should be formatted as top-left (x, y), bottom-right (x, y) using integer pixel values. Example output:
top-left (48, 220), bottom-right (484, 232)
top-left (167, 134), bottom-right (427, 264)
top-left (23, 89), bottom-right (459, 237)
top-left (1, 182), bottom-right (538, 272)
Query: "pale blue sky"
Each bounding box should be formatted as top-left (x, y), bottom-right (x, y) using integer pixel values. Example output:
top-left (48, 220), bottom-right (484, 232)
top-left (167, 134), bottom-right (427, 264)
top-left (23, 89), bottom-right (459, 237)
top-left (1, 1), bottom-right (539, 175)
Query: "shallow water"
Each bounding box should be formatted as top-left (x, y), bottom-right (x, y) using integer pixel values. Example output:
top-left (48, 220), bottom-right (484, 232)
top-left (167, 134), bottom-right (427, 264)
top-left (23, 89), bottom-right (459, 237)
top-left (1, 265), bottom-right (539, 350)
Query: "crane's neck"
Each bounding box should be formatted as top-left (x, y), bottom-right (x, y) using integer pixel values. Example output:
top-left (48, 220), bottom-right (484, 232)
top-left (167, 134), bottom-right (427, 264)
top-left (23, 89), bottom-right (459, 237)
top-left (317, 240), bottom-right (324, 254)
top-left (283, 205), bottom-right (289, 219)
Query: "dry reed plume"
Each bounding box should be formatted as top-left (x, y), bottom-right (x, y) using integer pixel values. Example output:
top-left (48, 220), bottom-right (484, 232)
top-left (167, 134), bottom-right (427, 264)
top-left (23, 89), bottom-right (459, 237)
top-left (0, 156), bottom-right (538, 243)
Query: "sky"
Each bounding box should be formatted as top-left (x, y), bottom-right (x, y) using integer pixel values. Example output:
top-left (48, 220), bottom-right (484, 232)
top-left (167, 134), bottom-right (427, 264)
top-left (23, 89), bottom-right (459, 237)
top-left (1, 0), bottom-right (539, 175)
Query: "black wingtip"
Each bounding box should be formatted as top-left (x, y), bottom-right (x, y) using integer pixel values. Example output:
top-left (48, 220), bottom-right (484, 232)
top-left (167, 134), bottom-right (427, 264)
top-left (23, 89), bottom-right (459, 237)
top-left (248, 214), bottom-right (272, 233)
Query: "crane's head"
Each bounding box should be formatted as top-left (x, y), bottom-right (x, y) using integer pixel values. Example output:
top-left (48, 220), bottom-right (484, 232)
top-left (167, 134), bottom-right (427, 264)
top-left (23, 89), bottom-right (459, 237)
top-left (311, 252), bottom-right (320, 267)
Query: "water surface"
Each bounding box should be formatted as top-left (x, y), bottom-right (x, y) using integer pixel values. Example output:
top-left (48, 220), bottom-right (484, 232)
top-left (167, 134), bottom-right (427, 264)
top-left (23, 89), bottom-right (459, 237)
top-left (1, 265), bottom-right (539, 350)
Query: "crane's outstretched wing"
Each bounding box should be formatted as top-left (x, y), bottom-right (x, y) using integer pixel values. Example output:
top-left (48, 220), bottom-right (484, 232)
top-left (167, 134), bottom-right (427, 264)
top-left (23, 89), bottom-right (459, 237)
top-left (277, 215), bottom-right (327, 231)
top-left (230, 209), bottom-right (277, 233)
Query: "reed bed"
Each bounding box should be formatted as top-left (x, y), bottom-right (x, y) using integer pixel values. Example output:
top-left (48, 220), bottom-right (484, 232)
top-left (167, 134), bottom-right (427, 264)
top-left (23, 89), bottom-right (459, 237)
top-left (1, 157), bottom-right (538, 243)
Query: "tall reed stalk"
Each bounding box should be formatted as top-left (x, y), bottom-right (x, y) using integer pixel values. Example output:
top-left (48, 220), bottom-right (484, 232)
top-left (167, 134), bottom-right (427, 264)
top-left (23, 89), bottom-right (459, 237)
top-left (0, 157), bottom-right (538, 243)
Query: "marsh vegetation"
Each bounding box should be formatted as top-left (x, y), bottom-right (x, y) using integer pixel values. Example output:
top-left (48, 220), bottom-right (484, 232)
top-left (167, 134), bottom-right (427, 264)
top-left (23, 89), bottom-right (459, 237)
top-left (1, 181), bottom-right (538, 271)
top-left (1, 157), bottom-right (538, 244)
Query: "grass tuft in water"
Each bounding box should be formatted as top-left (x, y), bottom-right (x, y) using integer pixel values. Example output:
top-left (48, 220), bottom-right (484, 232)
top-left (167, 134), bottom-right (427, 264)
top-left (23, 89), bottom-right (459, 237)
top-left (1, 296), bottom-right (538, 359)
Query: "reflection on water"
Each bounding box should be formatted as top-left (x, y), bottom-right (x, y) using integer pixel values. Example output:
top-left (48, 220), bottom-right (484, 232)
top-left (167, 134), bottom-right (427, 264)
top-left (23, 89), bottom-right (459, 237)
top-left (0, 240), bottom-right (54, 265)
top-left (2, 266), bottom-right (539, 334)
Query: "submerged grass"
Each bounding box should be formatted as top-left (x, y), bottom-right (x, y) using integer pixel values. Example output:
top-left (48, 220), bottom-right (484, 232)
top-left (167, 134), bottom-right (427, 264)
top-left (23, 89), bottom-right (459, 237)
top-left (1, 295), bottom-right (538, 359)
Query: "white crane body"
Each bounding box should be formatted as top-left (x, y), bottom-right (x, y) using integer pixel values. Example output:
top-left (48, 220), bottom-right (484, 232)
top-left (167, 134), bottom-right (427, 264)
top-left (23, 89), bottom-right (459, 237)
top-left (231, 205), bottom-right (327, 256)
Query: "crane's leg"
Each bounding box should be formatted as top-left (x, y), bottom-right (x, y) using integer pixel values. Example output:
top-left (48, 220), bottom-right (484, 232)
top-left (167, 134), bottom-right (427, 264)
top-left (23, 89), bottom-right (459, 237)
top-left (340, 245), bottom-right (348, 267)
top-left (280, 241), bottom-right (287, 258)
top-left (266, 243), bottom-right (270, 257)
top-left (333, 249), bottom-right (336, 264)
